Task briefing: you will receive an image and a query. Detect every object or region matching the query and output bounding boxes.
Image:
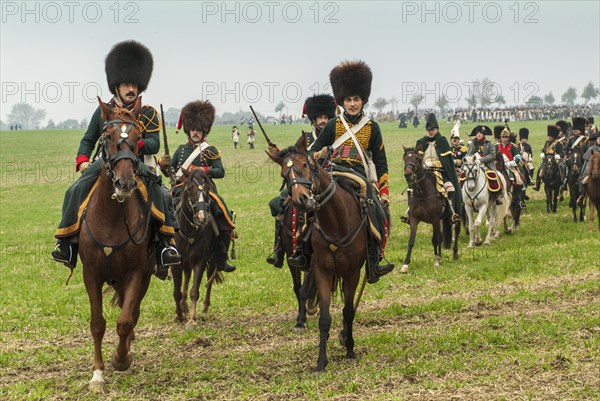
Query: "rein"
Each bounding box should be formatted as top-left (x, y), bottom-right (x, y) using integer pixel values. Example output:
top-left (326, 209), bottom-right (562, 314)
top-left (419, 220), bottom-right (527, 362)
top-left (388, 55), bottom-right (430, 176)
top-left (100, 118), bottom-right (142, 190)
top-left (176, 174), bottom-right (217, 244)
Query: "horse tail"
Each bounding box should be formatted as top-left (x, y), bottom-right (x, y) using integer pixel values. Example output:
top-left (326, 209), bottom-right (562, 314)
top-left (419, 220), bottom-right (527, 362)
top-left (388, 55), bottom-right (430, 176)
top-left (103, 284), bottom-right (122, 308)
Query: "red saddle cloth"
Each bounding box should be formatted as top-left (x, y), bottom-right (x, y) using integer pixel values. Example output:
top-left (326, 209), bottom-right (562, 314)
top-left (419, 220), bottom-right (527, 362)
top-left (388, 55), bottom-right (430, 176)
top-left (485, 170), bottom-right (501, 192)
top-left (459, 171), bottom-right (466, 188)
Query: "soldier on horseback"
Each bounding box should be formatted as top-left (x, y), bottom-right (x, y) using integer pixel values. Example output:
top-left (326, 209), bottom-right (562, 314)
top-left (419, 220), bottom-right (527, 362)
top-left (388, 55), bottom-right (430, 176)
top-left (298, 60), bottom-right (394, 284)
top-left (402, 113), bottom-right (463, 223)
top-left (266, 94), bottom-right (336, 268)
top-left (577, 130), bottom-right (600, 207)
top-left (52, 41), bottom-right (180, 278)
top-left (158, 100), bottom-right (236, 273)
top-left (466, 125), bottom-right (504, 205)
top-left (450, 121), bottom-right (467, 174)
top-left (533, 124), bottom-right (565, 191)
top-left (567, 117), bottom-right (590, 156)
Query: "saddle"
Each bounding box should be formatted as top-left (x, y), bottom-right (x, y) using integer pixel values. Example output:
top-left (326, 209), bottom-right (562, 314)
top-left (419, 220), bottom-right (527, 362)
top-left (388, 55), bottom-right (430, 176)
top-left (485, 170), bottom-right (501, 192)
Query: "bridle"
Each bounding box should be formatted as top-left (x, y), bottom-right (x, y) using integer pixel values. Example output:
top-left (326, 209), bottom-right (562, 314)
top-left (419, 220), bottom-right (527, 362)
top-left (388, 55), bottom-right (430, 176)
top-left (100, 117), bottom-right (141, 185)
top-left (179, 172), bottom-right (211, 230)
top-left (282, 151), bottom-right (336, 212)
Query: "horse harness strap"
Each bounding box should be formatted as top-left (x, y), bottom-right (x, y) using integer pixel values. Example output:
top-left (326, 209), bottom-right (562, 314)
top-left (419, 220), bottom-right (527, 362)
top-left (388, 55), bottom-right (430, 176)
top-left (81, 186), bottom-right (152, 286)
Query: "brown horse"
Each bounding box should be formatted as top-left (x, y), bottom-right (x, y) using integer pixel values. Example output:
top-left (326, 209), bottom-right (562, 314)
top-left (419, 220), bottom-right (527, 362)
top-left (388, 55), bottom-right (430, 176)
top-left (79, 98), bottom-right (155, 391)
top-left (586, 152), bottom-right (600, 231)
top-left (268, 133), bottom-right (366, 372)
top-left (172, 168), bottom-right (222, 326)
top-left (402, 147), bottom-right (459, 272)
top-left (542, 154), bottom-right (562, 213)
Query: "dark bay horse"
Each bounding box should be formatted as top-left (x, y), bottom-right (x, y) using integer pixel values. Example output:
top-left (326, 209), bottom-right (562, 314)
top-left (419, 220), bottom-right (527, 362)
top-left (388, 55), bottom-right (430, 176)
top-left (268, 133), bottom-right (366, 372)
top-left (79, 98), bottom-right (154, 391)
top-left (542, 154), bottom-right (562, 213)
top-left (567, 150), bottom-right (585, 222)
top-left (586, 152), bottom-right (600, 231)
top-left (495, 153), bottom-right (524, 232)
top-left (279, 204), bottom-right (318, 331)
top-left (402, 147), bottom-right (459, 272)
top-left (172, 168), bottom-right (222, 327)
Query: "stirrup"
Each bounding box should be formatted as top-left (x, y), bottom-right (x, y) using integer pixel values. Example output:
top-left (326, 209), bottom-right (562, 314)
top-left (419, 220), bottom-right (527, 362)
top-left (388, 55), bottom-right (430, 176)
top-left (451, 213), bottom-right (461, 223)
top-left (400, 215), bottom-right (409, 224)
top-left (287, 252), bottom-right (309, 271)
top-left (51, 242), bottom-right (77, 269)
top-left (160, 245), bottom-right (181, 268)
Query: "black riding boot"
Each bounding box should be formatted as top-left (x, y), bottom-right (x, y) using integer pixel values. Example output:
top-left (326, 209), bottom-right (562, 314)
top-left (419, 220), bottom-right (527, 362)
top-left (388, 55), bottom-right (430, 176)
top-left (287, 240), bottom-right (311, 271)
top-left (577, 184), bottom-right (587, 207)
top-left (214, 233), bottom-right (236, 273)
top-left (155, 237), bottom-right (181, 280)
top-left (367, 260), bottom-right (395, 284)
top-left (51, 238), bottom-right (78, 269)
top-left (266, 219), bottom-right (284, 268)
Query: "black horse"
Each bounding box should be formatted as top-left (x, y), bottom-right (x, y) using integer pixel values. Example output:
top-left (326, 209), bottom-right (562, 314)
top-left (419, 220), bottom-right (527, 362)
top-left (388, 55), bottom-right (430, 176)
top-left (542, 154), bottom-right (562, 213)
top-left (567, 150), bottom-right (585, 222)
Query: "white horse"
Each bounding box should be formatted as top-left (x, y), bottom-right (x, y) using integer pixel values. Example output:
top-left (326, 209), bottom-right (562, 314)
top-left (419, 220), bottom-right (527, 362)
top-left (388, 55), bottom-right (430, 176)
top-left (461, 156), bottom-right (502, 247)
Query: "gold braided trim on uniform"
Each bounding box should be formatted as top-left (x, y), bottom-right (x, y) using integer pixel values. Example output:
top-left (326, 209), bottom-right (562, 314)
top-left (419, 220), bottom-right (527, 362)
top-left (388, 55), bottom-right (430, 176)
top-left (335, 118), bottom-right (372, 149)
top-left (203, 146), bottom-right (221, 161)
top-left (138, 105), bottom-right (161, 133)
top-left (378, 173), bottom-right (389, 190)
top-left (440, 150), bottom-right (453, 157)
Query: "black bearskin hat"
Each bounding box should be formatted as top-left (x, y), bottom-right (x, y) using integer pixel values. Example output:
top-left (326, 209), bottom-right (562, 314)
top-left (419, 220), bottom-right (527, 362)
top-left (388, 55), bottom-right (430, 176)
top-left (587, 116), bottom-right (595, 125)
top-left (493, 125), bottom-right (504, 140)
top-left (425, 113), bottom-right (439, 130)
top-left (305, 94), bottom-right (336, 121)
top-left (547, 125), bottom-right (560, 139)
top-left (519, 128), bottom-right (529, 140)
top-left (105, 40), bottom-right (153, 95)
top-left (329, 60), bottom-right (372, 106)
top-left (555, 120), bottom-right (569, 134)
top-left (180, 100), bottom-right (215, 136)
top-left (572, 117), bottom-right (587, 134)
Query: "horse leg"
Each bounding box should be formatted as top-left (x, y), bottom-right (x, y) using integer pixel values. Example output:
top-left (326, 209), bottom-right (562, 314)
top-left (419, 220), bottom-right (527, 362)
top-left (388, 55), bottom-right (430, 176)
top-left (452, 220), bottom-right (460, 260)
top-left (589, 201), bottom-right (595, 232)
top-left (172, 265), bottom-right (185, 322)
top-left (187, 264), bottom-right (203, 328)
top-left (313, 266), bottom-right (333, 372)
top-left (401, 220), bottom-right (418, 273)
top-left (302, 271), bottom-right (319, 316)
top-left (466, 208), bottom-right (476, 248)
top-left (484, 205), bottom-right (495, 245)
top-left (113, 272), bottom-right (144, 372)
top-left (201, 269), bottom-right (213, 316)
top-left (290, 266), bottom-right (306, 331)
top-left (83, 269), bottom-right (106, 392)
top-left (553, 188), bottom-right (559, 213)
top-left (431, 220), bottom-right (441, 268)
top-left (181, 267), bottom-right (191, 317)
top-left (339, 272), bottom-right (359, 361)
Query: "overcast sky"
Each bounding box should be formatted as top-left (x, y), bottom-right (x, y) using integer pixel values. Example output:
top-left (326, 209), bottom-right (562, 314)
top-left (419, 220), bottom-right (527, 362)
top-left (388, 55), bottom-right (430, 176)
top-left (1, 0), bottom-right (599, 123)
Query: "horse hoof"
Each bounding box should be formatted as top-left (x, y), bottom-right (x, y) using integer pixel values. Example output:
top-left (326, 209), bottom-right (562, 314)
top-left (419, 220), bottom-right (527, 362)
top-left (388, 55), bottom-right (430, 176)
top-left (185, 321), bottom-right (197, 331)
top-left (338, 332), bottom-right (347, 346)
top-left (89, 380), bottom-right (105, 394)
top-left (111, 352), bottom-right (133, 372)
top-left (453, 252), bottom-right (460, 260)
top-left (307, 306), bottom-right (318, 316)
top-left (400, 264), bottom-right (409, 274)
top-left (294, 326), bottom-right (306, 334)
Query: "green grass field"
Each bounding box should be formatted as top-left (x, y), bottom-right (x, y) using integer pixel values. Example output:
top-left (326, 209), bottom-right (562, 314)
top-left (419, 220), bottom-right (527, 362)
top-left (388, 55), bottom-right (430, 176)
top-left (0, 118), bottom-right (598, 400)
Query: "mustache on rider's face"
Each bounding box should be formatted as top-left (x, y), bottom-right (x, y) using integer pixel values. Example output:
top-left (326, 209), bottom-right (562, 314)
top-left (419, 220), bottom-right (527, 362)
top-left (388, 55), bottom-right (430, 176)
top-left (126, 92), bottom-right (136, 97)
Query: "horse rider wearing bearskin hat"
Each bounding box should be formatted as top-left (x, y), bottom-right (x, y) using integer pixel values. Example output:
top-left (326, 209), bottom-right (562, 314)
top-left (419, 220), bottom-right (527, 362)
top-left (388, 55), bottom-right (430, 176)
top-left (567, 117), bottom-right (590, 156)
top-left (533, 123), bottom-right (565, 191)
top-left (266, 94), bottom-right (336, 268)
top-left (576, 120), bottom-right (600, 207)
top-left (52, 40), bottom-right (181, 279)
top-left (158, 100), bottom-right (236, 273)
top-left (303, 60), bottom-right (394, 284)
top-left (466, 125), bottom-right (504, 205)
top-left (518, 127), bottom-right (534, 189)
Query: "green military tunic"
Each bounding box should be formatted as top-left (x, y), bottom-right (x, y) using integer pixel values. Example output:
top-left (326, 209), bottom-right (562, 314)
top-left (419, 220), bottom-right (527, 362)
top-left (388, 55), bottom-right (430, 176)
top-left (416, 133), bottom-right (463, 213)
top-left (56, 101), bottom-right (175, 238)
top-left (167, 140), bottom-right (234, 227)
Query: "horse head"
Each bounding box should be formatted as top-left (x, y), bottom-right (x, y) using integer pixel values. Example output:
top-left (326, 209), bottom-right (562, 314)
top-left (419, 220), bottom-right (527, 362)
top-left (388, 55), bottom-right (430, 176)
top-left (268, 132), bottom-right (320, 213)
top-left (569, 150), bottom-right (582, 175)
top-left (403, 146), bottom-right (424, 186)
top-left (98, 97), bottom-right (142, 199)
top-left (544, 153), bottom-right (559, 178)
top-left (181, 168), bottom-right (212, 226)
top-left (461, 156), bottom-right (483, 192)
